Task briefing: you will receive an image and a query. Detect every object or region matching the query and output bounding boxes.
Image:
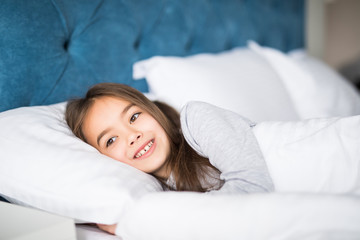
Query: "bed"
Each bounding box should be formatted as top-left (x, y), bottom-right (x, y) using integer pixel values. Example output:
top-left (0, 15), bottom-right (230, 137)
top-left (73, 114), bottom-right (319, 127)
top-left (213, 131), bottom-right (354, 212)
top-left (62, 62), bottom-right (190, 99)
top-left (1, 1), bottom-right (360, 239)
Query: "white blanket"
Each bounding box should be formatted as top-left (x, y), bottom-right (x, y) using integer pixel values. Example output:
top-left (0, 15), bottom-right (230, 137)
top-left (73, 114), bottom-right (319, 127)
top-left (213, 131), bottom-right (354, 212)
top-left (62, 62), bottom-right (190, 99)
top-left (115, 192), bottom-right (360, 240)
top-left (254, 115), bottom-right (360, 194)
top-left (113, 116), bottom-right (360, 240)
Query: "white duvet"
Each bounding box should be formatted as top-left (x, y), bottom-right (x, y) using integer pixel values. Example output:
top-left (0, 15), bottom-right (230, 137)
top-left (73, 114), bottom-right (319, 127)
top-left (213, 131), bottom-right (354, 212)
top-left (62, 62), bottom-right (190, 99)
top-left (79, 116), bottom-right (360, 240)
top-left (254, 115), bottom-right (360, 194)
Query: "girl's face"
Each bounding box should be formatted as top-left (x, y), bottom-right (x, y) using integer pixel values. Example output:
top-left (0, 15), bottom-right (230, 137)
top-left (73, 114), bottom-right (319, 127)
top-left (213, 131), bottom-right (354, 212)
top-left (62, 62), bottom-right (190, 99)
top-left (82, 96), bottom-right (171, 178)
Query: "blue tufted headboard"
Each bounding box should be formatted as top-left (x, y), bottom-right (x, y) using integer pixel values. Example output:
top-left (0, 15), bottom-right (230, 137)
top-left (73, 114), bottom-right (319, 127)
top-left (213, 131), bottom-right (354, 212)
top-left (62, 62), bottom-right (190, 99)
top-left (0, 0), bottom-right (304, 112)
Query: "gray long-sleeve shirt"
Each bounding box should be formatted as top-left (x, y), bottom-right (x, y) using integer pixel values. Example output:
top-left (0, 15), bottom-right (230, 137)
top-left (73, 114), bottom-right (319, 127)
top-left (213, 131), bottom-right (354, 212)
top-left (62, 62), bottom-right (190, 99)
top-left (179, 101), bottom-right (274, 194)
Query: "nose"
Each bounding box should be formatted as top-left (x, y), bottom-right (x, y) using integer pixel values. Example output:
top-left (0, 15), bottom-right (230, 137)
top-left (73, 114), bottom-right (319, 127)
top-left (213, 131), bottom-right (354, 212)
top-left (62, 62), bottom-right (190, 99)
top-left (129, 132), bottom-right (142, 146)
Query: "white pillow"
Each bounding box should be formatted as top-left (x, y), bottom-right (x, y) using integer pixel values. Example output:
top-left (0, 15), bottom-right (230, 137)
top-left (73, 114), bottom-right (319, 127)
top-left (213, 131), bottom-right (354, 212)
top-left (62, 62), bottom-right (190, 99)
top-left (133, 48), bottom-right (299, 122)
top-left (249, 41), bottom-right (360, 119)
top-left (0, 103), bottom-right (162, 223)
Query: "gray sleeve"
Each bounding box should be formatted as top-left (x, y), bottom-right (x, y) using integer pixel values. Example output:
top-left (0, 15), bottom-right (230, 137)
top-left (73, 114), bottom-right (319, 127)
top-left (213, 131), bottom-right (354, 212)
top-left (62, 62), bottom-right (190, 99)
top-left (180, 101), bottom-right (274, 194)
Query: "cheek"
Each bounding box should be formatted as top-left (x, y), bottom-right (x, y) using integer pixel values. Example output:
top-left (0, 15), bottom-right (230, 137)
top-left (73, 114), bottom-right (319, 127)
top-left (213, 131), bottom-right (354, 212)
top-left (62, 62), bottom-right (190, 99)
top-left (157, 128), bottom-right (171, 153)
top-left (102, 144), bottom-right (128, 163)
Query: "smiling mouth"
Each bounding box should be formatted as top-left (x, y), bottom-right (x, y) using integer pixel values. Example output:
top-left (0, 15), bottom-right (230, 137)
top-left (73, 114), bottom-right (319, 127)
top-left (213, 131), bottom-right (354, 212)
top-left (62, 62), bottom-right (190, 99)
top-left (134, 139), bottom-right (154, 159)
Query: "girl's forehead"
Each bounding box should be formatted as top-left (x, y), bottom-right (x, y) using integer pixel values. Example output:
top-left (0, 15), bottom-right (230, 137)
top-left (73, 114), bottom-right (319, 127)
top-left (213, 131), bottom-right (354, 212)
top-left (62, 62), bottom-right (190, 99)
top-left (94, 96), bottom-right (129, 104)
top-left (88, 95), bottom-right (150, 119)
top-left (85, 97), bottom-right (129, 121)
top-left (82, 97), bottom-right (133, 143)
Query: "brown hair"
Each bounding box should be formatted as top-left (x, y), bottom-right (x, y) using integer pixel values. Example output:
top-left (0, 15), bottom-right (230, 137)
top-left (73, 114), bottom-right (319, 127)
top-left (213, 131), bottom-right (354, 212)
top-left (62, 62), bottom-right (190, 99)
top-left (65, 83), bottom-right (222, 192)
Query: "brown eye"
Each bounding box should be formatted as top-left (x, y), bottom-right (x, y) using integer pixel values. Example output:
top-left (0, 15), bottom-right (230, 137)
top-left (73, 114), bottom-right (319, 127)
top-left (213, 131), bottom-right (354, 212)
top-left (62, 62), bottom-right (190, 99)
top-left (130, 112), bottom-right (141, 123)
top-left (106, 137), bottom-right (117, 147)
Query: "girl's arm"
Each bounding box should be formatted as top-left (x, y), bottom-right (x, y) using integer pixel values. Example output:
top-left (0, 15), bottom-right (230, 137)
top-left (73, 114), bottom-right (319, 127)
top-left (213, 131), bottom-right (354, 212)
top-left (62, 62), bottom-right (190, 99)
top-left (180, 101), bottom-right (274, 194)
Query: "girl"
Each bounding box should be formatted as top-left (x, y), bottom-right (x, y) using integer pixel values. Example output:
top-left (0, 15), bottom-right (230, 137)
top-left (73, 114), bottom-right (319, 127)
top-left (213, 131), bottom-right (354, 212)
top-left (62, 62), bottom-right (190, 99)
top-left (65, 83), bottom-right (274, 233)
top-left (66, 82), bottom-right (274, 193)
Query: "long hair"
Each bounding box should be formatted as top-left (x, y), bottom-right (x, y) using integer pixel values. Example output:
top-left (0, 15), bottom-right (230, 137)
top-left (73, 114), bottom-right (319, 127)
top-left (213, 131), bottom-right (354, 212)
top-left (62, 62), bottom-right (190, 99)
top-left (65, 83), bottom-right (222, 192)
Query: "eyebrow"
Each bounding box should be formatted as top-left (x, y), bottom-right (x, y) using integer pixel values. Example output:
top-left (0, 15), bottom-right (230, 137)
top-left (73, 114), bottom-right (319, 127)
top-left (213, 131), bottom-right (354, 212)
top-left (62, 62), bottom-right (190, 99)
top-left (96, 103), bottom-right (135, 147)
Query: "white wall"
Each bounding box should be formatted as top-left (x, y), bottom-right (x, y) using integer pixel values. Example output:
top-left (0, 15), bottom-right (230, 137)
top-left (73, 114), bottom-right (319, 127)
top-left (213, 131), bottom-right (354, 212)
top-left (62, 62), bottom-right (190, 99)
top-left (306, 0), bottom-right (360, 69)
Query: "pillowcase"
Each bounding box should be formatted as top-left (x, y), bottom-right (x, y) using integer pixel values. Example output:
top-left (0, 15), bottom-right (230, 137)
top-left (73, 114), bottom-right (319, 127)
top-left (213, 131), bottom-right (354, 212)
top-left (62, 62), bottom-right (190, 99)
top-left (133, 47), bottom-right (300, 122)
top-left (0, 103), bottom-right (162, 224)
top-left (249, 41), bottom-right (360, 119)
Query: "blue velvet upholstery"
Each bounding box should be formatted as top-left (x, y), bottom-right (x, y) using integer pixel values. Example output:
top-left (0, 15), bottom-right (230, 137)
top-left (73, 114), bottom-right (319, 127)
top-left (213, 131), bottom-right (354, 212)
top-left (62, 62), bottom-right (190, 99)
top-left (0, 0), bottom-right (304, 112)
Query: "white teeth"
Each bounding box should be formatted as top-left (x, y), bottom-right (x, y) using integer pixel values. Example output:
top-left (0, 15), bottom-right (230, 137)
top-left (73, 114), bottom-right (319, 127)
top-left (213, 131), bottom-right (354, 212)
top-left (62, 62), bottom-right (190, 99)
top-left (135, 140), bottom-right (154, 159)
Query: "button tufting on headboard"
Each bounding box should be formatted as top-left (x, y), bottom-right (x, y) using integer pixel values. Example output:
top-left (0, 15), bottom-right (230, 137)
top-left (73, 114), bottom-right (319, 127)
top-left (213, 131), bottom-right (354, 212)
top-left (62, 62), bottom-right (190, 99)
top-left (63, 40), bottom-right (70, 51)
top-left (0, 0), bottom-right (304, 112)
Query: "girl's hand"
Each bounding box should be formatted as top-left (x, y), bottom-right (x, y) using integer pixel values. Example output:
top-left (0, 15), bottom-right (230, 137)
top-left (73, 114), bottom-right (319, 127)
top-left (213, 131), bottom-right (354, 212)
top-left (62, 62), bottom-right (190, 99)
top-left (97, 223), bottom-right (117, 235)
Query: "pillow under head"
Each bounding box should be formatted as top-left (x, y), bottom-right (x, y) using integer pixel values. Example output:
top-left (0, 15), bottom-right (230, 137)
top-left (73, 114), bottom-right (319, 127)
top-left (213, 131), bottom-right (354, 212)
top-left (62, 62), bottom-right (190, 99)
top-left (0, 102), bottom-right (162, 223)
